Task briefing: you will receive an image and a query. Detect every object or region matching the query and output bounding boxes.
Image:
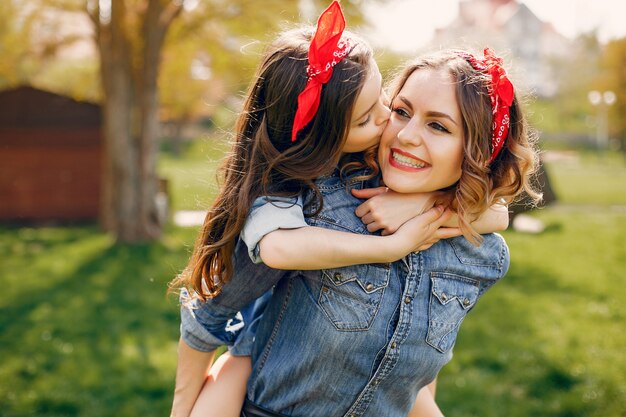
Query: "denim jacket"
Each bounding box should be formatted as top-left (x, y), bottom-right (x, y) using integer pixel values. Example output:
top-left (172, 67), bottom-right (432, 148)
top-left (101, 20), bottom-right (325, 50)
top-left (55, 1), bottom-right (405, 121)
top-left (180, 169), bottom-right (510, 417)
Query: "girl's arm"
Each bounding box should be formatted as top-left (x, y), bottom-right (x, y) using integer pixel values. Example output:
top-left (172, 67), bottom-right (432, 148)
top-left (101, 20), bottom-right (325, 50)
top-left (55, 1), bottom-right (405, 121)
top-left (258, 205), bottom-right (461, 270)
top-left (443, 202), bottom-right (509, 233)
top-left (170, 339), bottom-right (215, 417)
top-left (352, 187), bottom-right (509, 235)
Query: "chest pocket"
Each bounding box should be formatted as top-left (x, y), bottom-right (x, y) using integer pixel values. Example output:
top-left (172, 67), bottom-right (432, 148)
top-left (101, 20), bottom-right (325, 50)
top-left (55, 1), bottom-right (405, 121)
top-left (426, 272), bottom-right (480, 353)
top-left (318, 263), bottom-right (391, 331)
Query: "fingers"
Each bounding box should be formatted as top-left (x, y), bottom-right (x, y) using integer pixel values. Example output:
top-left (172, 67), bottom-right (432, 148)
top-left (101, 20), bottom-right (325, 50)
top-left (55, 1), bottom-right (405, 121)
top-left (432, 227), bottom-right (462, 240)
top-left (361, 212), bottom-right (375, 225)
top-left (415, 242), bottom-right (435, 251)
top-left (414, 228), bottom-right (462, 252)
top-left (419, 205), bottom-right (447, 226)
top-left (351, 186), bottom-right (388, 200)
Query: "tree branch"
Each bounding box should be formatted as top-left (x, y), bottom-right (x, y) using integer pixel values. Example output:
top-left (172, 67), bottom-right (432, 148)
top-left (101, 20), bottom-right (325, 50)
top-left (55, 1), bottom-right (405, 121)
top-left (160, 1), bottom-right (184, 28)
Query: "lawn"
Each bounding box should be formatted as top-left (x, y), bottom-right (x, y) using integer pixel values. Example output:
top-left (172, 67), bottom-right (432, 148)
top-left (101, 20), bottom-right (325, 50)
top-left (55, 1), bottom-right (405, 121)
top-left (0, 147), bottom-right (624, 416)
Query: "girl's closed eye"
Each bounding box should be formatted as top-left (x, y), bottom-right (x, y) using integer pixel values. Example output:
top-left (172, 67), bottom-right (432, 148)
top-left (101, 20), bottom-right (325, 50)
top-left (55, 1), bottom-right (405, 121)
top-left (357, 114), bottom-right (371, 127)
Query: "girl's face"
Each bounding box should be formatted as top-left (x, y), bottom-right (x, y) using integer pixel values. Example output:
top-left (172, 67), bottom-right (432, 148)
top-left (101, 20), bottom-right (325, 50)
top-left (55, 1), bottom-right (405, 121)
top-left (342, 62), bottom-right (390, 153)
top-left (378, 68), bottom-right (464, 194)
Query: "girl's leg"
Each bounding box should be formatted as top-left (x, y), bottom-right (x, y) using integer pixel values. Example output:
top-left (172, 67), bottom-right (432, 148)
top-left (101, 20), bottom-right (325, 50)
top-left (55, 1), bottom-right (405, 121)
top-left (189, 352), bottom-right (252, 417)
top-left (407, 379), bottom-right (444, 417)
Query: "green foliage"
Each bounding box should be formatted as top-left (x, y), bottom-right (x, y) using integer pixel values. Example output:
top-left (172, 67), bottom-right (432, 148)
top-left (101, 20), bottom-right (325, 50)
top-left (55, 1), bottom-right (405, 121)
top-left (160, 0), bottom-right (373, 123)
top-left (531, 32), bottom-right (602, 137)
top-left (0, 0), bottom-right (39, 88)
top-left (600, 38), bottom-right (626, 139)
top-left (35, 58), bottom-right (101, 102)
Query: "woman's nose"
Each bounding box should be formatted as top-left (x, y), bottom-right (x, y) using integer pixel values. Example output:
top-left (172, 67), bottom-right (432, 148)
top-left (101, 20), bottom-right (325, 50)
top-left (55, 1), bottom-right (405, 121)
top-left (397, 120), bottom-right (423, 146)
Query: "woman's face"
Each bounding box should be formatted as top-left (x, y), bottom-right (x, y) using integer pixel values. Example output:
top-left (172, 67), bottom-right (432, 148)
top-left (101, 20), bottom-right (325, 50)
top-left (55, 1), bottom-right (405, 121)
top-left (342, 61), bottom-right (391, 153)
top-left (378, 68), bottom-right (464, 194)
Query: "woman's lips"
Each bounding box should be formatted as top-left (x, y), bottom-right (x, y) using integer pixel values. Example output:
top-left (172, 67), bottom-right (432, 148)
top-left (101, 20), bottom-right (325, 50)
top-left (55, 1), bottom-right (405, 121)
top-left (388, 148), bottom-right (430, 172)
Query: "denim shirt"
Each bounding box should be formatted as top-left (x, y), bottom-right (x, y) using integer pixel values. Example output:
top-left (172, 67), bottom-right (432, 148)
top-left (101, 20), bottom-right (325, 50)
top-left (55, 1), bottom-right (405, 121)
top-left (180, 170), bottom-right (510, 417)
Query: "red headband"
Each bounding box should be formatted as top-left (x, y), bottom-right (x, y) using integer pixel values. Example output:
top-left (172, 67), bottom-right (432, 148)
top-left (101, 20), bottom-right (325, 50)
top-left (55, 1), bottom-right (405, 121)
top-left (457, 48), bottom-right (514, 163)
top-left (291, 1), bottom-right (352, 142)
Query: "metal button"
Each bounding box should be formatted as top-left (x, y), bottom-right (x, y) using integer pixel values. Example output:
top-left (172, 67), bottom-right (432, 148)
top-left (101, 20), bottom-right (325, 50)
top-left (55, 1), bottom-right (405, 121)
top-left (463, 298), bottom-right (470, 306)
top-left (366, 283), bottom-right (374, 291)
top-left (333, 272), bottom-right (342, 281)
top-left (391, 342), bottom-right (397, 349)
top-left (404, 296), bottom-right (411, 304)
top-left (322, 286), bottom-right (329, 293)
top-left (441, 292), bottom-right (448, 301)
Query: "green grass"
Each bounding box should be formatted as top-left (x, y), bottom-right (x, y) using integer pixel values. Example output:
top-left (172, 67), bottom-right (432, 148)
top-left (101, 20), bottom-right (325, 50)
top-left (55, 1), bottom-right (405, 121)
top-left (0, 148), bottom-right (625, 416)
top-left (158, 136), bottom-right (230, 211)
top-left (0, 225), bottom-right (198, 416)
top-left (438, 208), bottom-right (626, 417)
top-left (544, 152), bottom-right (626, 206)
top-left (436, 151), bottom-right (626, 417)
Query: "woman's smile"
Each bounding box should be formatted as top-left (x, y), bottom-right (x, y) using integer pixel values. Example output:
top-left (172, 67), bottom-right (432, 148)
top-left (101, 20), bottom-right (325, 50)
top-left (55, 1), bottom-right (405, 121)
top-left (389, 148), bottom-right (430, 171)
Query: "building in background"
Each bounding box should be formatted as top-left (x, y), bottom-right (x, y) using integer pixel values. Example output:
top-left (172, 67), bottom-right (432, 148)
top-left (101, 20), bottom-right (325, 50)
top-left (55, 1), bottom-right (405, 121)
top-left (0, 86), bottom-right (102, 222)
top-left (430, 0), bottom-right (570, 97)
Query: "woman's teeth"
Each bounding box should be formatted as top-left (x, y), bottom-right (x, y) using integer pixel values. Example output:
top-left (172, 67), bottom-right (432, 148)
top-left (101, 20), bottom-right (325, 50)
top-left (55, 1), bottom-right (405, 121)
top-left (393, 152), bottom-right (426, 168)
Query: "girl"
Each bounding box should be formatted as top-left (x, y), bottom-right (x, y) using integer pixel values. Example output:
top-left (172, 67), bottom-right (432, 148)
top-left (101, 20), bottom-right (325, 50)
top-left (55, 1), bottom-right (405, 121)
top-left (171, 3), bottom-right (534, 416)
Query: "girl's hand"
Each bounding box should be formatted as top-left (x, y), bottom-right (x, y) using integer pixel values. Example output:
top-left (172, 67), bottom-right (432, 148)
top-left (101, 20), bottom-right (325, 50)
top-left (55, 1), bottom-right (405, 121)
top-left (387, 206), bottom-right (462, 255)
top-left (352, 187), bottom-right (446, 235)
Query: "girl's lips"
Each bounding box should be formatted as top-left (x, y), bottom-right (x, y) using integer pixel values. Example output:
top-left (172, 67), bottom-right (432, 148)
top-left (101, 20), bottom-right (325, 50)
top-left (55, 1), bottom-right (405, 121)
top-left (388, 148), bottom-right (430, 172)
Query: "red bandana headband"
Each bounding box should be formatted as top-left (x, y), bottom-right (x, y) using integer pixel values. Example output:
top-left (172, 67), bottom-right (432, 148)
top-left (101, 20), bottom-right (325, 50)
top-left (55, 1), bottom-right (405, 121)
top-left (291, 1), bottom-right (352, 142)
top-left (456, 48), bottom-right (515, 163)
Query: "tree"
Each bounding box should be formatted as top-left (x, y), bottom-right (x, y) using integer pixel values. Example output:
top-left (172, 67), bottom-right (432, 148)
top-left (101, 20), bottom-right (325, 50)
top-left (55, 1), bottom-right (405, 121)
top-left (599, 37), bottom-right (626, 152)
top-left (82, 0), bottom-right (186, 242)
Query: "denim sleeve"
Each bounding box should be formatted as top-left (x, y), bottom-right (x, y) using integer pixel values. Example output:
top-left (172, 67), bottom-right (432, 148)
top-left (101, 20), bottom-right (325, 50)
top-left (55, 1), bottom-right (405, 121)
top-left (179, 238), bottom-right (288, 352)
top-left (240, 195), bottom-right (306, 264)
top-left (179, 288), bottom-right (244, 352)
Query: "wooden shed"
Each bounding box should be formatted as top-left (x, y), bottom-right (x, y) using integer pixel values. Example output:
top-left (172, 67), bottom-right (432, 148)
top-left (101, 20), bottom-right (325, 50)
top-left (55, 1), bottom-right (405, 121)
top-left (0, 86), bottom-right (102, 222)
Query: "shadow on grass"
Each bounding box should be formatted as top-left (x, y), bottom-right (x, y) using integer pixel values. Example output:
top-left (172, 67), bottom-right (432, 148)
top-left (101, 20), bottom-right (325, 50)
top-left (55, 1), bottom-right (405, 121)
top-left (438, 259), bottom-right (624, 417)
top-left (0, 233), bottom-right (187, 416)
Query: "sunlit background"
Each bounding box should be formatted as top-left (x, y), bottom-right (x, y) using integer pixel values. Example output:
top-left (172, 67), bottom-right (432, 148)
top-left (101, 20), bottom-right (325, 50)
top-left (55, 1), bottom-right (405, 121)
top-left (0, 0), bottom-right (624, 416)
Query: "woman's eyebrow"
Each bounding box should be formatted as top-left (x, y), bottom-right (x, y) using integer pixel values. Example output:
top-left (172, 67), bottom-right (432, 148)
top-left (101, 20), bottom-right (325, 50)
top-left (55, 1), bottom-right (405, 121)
top-left (398, 95), bottom-right (413, 110)
top-left (398, 95), bottom-right (458, 126)
top-left (426, 111), bottom-right (458, 126)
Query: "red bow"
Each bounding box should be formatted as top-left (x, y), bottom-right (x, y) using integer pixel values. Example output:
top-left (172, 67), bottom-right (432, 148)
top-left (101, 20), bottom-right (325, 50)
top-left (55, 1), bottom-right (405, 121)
top-left (292, 1), bottom-right (352, 142)
top-left (457, 48), bottom-right (515, 163)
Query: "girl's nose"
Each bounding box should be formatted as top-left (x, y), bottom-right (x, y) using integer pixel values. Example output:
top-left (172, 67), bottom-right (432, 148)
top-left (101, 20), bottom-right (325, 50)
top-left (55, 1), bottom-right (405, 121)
top-left (376, 105), bottom-right (391, 125)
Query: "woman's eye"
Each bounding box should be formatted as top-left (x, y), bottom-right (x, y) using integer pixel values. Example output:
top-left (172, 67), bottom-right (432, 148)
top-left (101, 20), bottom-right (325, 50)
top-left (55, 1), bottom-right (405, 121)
top-left (429, 122), bottom-right (450, 133)
top-left (358, 115), bottom-right (371, 127)
top-left (392, 107), bottom-right (409, 118)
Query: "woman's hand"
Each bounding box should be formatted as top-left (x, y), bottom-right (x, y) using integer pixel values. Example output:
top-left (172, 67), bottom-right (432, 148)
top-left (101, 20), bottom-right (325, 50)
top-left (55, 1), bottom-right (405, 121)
top-left (352, 187), bottom-right (448, 235)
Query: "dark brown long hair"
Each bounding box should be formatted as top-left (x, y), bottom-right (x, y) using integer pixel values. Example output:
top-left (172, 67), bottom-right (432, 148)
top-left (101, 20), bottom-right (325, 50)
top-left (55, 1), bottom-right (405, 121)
top-left (387, 50), bottom-right (541, 243)
top-left (171, 28), bottom-right (373, 299)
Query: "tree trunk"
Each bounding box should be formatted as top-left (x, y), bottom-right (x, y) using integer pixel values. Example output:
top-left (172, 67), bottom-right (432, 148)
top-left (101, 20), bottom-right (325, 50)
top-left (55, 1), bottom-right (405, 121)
top-left (94, 0), bottom-right (181, 242)
top-left (137, 0), bottom-right (169, 240)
